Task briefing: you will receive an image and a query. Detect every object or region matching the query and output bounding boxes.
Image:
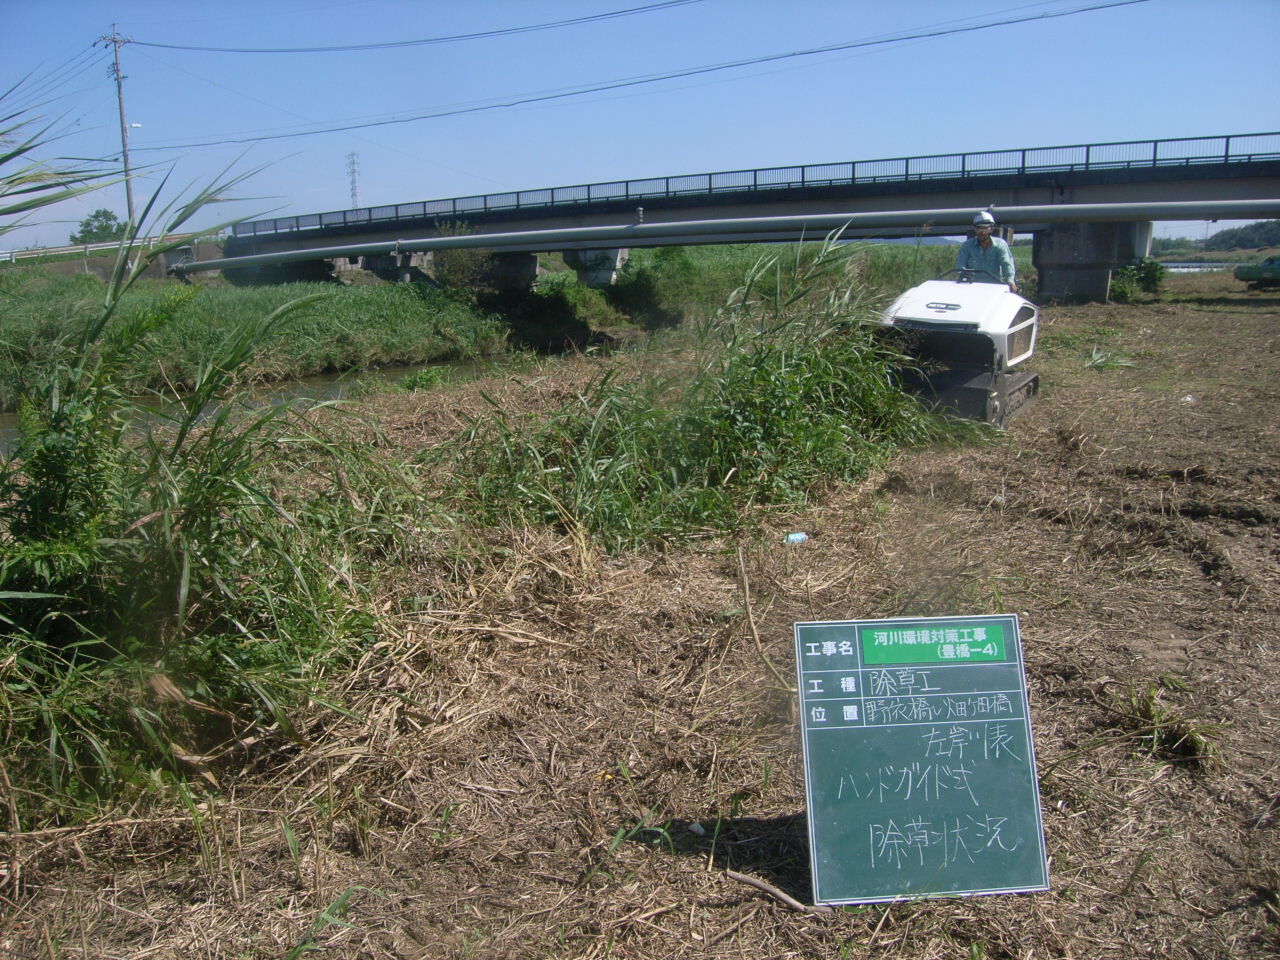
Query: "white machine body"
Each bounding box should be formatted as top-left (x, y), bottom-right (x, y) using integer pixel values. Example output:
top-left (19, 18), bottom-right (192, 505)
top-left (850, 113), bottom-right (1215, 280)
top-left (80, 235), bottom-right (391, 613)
top-left (880, 277), bottom-right (1038, 371)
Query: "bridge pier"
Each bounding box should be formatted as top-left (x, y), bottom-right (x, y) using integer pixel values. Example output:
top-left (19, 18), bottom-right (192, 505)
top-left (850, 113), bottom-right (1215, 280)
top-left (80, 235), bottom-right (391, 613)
top-left (1032, 221), bottom-right (1152, 302)
top-left (331, 251), bottom-right (432, 283)
top-left (563, 248), bottom-right (629, 287)
top-left (486, 252), bottom-right (541, 290)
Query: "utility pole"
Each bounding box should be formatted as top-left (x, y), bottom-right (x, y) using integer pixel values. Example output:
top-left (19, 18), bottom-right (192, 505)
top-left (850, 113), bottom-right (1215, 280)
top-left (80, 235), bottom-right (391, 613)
top-left (346, 152), bottom-right (360, 208)
top-left (100, 24), bottom-right (135, 226)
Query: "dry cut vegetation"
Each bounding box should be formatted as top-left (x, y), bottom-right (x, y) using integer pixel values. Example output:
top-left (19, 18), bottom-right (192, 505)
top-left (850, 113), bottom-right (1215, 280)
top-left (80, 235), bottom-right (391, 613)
top-left (1, 271), bottom-right (1278, 958)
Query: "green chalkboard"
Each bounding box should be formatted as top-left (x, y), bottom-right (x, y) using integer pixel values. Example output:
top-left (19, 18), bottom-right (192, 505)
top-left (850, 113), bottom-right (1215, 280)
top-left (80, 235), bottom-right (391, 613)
top-left (794, 615), bottom-right (1049, 904)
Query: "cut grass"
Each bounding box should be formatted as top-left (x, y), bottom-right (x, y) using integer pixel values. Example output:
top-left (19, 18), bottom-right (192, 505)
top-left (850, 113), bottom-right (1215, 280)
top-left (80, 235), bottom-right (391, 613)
top-left (1120, 680), bottom-right (1221, 769)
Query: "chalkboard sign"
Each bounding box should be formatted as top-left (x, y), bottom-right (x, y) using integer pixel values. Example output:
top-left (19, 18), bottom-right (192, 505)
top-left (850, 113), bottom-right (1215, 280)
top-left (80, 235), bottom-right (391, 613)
top-left (794, 615), bottom-right (1049, 904)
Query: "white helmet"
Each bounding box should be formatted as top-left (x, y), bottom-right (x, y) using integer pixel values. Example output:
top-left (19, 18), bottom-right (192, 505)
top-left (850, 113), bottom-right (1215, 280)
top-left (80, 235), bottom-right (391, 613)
top-left (973, 210), bottom-right (996, 226)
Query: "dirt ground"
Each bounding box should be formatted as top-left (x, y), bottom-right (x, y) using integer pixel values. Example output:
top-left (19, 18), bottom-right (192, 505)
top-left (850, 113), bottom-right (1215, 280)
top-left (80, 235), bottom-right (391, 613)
top-left (2, 270), bottom-right (1277, 959)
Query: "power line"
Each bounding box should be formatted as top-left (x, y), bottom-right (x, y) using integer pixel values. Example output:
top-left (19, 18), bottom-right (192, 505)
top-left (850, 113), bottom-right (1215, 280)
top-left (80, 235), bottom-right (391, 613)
top-left (124, 44), bottom-right (521, 189)
top-left (136, 0), bottom-right (1152, 154)
top-left (130, 0), bottom-right (705, 54)
top-left (3, 46), bottom-right (109, 115)
top-left (33, 48), bottom-right (108, 100)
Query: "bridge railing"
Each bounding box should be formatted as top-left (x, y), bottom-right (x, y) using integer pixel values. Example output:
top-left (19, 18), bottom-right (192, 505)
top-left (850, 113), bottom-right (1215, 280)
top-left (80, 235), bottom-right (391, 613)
top-left (231, 132), bottom-right (1280, 238)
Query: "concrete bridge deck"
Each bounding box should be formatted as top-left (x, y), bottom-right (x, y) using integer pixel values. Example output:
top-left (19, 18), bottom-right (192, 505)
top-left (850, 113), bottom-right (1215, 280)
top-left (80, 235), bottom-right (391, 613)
top-left (213, 132), bottom-right (1280, 300)
top-left (228, 131), bottom-right (1280, 245)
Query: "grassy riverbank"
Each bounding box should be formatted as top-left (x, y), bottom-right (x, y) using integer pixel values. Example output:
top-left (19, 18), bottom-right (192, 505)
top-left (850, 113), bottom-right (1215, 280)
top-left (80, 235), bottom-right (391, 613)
top-left (0, 241), bottom-right (969, 413)
top-left (0, 271), bottom-right (508, 411)
top-left (4, 267), bottom-right (1277, 959)
top-left (0, 237), bottom-right (961, 827)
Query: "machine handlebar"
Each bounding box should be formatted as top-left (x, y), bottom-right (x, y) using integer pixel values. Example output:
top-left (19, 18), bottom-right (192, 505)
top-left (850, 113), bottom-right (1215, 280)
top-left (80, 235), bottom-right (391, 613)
top-left (941, 267), bottom-right (1006, 284)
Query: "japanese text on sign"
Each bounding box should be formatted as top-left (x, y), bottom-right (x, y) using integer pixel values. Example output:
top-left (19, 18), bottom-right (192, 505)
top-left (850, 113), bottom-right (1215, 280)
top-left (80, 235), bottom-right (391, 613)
top-left (794, 615), bottom-right (1048, 905)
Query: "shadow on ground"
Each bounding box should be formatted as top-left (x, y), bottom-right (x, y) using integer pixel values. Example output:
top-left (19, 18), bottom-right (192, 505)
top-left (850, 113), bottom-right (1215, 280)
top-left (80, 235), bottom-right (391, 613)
top-left (621, 813), bottom-right (814, 904)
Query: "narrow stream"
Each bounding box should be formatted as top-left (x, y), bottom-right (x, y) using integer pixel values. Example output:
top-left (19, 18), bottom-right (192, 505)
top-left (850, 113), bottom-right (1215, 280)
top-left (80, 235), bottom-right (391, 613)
top-left (0, 360), bottom-right (483, 456)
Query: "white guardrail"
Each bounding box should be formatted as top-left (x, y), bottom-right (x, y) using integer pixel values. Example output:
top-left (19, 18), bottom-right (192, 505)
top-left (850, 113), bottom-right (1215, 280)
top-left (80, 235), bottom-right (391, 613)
top-left (0, 232), bottom-right (223, 264)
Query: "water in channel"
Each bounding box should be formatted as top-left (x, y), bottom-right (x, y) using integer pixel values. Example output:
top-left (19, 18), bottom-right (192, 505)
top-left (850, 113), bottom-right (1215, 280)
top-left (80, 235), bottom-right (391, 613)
top-left (0, 360), bottom-right (482, 457)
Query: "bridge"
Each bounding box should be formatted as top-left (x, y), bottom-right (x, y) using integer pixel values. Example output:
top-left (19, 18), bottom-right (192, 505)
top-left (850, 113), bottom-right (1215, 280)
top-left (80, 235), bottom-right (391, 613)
top-left (210, 132), bottom-right (1280, 300)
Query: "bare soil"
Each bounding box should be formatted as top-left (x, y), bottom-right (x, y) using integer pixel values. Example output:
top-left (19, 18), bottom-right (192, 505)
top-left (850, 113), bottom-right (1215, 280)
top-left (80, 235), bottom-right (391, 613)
top-left (2, 271), bottom-right (1278, 959)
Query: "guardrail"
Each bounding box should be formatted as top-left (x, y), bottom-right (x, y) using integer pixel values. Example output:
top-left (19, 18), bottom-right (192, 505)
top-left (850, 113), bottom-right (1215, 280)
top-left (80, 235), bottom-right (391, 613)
top-left (0, 232), bottom-right (222, 264)
top-left (0, 238), bottom-right (138, 263)
top-left (231, 132), bottom-right (1280, 239)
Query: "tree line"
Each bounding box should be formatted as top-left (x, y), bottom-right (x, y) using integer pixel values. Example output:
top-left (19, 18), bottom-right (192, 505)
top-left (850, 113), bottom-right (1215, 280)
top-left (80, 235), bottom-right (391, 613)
top-left (1202, 219), bottom-right (1280, 251)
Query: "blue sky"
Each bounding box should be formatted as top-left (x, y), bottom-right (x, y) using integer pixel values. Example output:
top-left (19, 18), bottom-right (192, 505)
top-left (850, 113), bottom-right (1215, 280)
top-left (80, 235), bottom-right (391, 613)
top-left (3, 0), bottom-right (1277, 249)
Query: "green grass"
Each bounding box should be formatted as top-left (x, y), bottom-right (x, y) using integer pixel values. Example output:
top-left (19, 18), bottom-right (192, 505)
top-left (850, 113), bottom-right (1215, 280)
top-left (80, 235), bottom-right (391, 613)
top-left (1084, 345), bottom-right (1136, 370)
top-left (1121, 681), bottom-right (1220, 769)
top-left (0, 228), bottom-right (972, 824)
top-left (1, 195), bottom-right (446, 822)
top-left (1039, 321), bottom-right (1124, 357)
top-left (0, 270), bottom-right (507, 411)
top-left (449, 239), bottom-right (958, 551)
top-left (0, 296), bottom-right (428, 818)
top-left (0, 240), bottom-right (976, 413)
top-left (609, 241), bottom-right (964, 331)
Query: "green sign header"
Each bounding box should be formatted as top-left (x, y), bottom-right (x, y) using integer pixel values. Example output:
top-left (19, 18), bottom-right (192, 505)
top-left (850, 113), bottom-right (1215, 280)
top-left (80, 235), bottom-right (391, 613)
top-left (859, 621), bottom-right (1006, 664)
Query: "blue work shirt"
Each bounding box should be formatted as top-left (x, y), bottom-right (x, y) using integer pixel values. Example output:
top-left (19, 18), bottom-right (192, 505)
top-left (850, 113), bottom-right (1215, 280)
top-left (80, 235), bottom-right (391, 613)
top-left (956, 235), bottom-right (1016, 286)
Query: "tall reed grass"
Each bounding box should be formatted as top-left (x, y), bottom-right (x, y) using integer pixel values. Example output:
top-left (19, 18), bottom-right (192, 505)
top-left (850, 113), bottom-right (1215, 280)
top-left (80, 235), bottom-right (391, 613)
top-left (610, 241), bottom-right (963, 331)
top-left (0, 179), bottom-right (439, 823)
top-left (451, 237), bottom-right (957, 550)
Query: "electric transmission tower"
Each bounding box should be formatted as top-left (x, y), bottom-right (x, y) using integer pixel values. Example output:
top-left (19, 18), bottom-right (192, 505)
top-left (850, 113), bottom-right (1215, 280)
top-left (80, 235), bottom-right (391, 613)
top-left (346, 152), bottom-right (360, 208)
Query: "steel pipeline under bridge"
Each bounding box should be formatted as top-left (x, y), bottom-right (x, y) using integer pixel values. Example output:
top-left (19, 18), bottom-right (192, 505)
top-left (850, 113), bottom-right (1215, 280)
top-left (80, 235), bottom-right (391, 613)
top-left (207, 132), bottom-right (1280, 300)
top-left (177, 199), bottom-right (1280, 301)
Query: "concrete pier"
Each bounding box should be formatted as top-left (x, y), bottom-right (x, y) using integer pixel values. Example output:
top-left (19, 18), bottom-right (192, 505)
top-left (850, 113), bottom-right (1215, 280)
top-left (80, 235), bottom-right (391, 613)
top-left (487, 252), bottom-right (541, 290)
top-left (329, 251), bottom-right (432, 283)
top-left (1033, 221), bottom-right (1152, 301)
top-left (563, 248), bottom-right (629, 287)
